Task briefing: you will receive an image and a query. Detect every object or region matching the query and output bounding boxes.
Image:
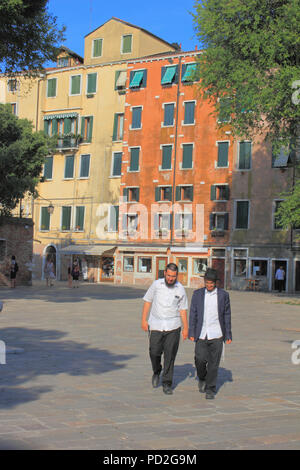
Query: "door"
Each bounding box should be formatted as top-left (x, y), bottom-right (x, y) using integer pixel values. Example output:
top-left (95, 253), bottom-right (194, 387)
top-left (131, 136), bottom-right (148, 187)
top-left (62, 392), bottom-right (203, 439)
top-left (272, 260), bottom-right (287, 291)
top-left (156, 257), bottom-right (168, 280)
top-left (212, 258), bottom-right (225, 288)
top-left (295, 261), bottom-right (300, 291)
top-left (177, 258), bottom-right (188, 286)
top-left (100, 256), bottom-right (114, 282)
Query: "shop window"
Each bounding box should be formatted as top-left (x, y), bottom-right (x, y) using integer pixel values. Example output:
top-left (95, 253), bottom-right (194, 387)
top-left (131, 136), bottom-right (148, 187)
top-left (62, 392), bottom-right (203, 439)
top-left (193, 258), bottom-right (208, 275)
top-left (123, 256), bottom-right (134, 272)
top-left (138, 257), bottom-right (152, 273)
top-left (251, 260), bottom-right (268, 277)
top-left (233, 249), bottom-right (247, 277)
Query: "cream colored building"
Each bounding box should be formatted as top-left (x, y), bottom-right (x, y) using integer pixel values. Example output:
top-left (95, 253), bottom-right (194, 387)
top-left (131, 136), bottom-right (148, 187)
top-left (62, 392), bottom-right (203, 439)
top-left (0, 18), bottom-right (178, 282)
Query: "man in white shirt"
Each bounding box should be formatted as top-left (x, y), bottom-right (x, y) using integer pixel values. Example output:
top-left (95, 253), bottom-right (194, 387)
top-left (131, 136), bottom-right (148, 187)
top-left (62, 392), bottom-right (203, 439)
top-left (141, 263), bottom-right (188, 395)
top-left (275, 266), bottom-right (285, 292)
top-left (189, 268), bottom-right (232, 399)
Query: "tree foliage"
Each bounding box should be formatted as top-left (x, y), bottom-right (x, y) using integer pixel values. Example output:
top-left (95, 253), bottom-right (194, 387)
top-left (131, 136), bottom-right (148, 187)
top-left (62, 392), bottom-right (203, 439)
top-left (193, 0), bottom-right (300, 145)
top-left (0, 0), bottom-right (65, 77)
top-left (0, 104), bottom-right (52, 215)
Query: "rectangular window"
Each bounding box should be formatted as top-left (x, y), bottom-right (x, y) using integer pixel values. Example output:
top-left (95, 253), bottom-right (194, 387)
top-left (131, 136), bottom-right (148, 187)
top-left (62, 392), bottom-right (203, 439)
top-left (87, 73), bottom-right (97, 94)
top-left (61, 206), bottom-right (71, 231)
top-left (40, 207), bottom-right (50, 231)
top-left (47, 78), bottom-right (57, 98)
top-left (75, 206), bottom-right (85, 231)
top-left (123, 256), bottom-right (134, 272)
top-left (79, 154), bottom-right (90, 178)
top-left (129, 69), bottom-right (147, 89)
top-left (176, 185), bottom-right (193, 201)
top-left (8, 79), bottom-right (18, 92)
top-left (138, 257), bottom-right (152, 273)
top-left (183, 101), bottom-right (195, 124)
top-left (64, 155), bottom-right (75, 179)
top-left (182, 63), bottom-right (197, 82)
top-left (217, 142), bottom-right (229, 167)
top-left (123, 214), bottom-right (138, 233)
top-left (122, 34), bottom-right (132, 54)
top-left (163, 103), bottom-right (175, 126)
top-left (10, 103), bottom-right (17, 115)
top-left (131, 107), bottom-right (142, 129)
top-left (182, 144), bottom-right (193, 169)
top-left (111, 152), bottom-right (122, 177)
top-left (57, 57), bottom-right (69, 68)
top-left (115, 70), bottom-right (127, 91)
top-left (161, 145), bottom-right (172, 170)
top-left (123, 187), bottom-right (140, 202)
top-left (154, 213), bottom-right (171, 230)
top-left (81, 116), bottom-right (93, 142)
top-left (193, 258), bottom-right (208, 275)
top-left (251, 260), bottom-right (268, 277)
top-left (161, 65), bottom-right (177, 85)
top-left (233, 249), bottom-right (248, 277)
top-left (175, 213), bottom-right (193, 230)
top-left (93, 38), bottom-right (103, 57)
top-left (272, 145), bottom-right (290, 168)
top-left (209, 213), bottom-right (229, 231)
top-left (129, 147), bottom-right (140, 172)
top-left (112, 113), bottom-right (124, 141)
top-left (43, 156), bottom-right (53, 180)
top-left (210, 184), bottom-right (229, 201)
top-left (70, 75), bottom-right (81, 95)
top-left (235, 201), bottom-right (249, 229)
top-left (238, 141), bottom-right (252, 169)
top-left (108, 205), bottom-right (119, 232)
top-left (155, 186), bottom-right (172, 202)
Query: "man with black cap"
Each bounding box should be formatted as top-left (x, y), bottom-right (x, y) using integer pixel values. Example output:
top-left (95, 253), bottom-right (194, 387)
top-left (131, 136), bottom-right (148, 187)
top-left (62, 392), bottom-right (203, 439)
top-left (188, 268), bottom-right (232, 399)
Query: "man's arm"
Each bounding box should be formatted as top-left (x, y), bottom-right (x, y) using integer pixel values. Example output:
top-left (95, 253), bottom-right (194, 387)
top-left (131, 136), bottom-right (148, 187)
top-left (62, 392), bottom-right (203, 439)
top-left (188, 292), bottom-right (198, 341)
top-left (141, 301), bottom-right (152, 332)
top-left (224, 292), bottom-right (232, 344)
top-left (180, 309), bottom-right (188, 340)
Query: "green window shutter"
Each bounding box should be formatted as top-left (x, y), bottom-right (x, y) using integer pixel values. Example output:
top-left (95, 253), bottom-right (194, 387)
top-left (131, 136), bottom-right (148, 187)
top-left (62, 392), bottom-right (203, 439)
top-left (165, 187), bottom-right (172, 201)
top-left (224, 213), bottom-right (229, 230)
top-left (162, 146), bottom-right (172, 169)
top-left (187, 186), bottom-right (193, 201)
top-left (175, 186), bottom-right (181, 201)
top-left (236, 201), bottom-right (249, 229)
top-left (64, 118), bottom-right (72, 135)
top-left (132, 107), bottom-right (142, 129)
top-left (122, 35), bottom-right (132, 53)
top-left (80, 154), bottom-right (90, 177)
top-left (44, 120), bottom-right (49, 135)
top-left (109, 206), bottom-right (119, 231)
top-left (184, 102), bottom-right (195, 124)
top-left (93, 39), bottom-right (102, 57)
top-left (112, 114), bottom-right (118, 141)
top-left (61, 206), bottom-right (71, 230)
top-left (217, 142), bottom-right (229, 167)
top-left (64, 155), bottom-right (74, 178)
top-left (47, 78), bottom-right (56, 97)
top-left (75, 206), bottom-right (85, 230)
top-left (211, 185), bottom-right (216, 201)
top-left (239, 142), bottom-right (251, 169)
top-left (112, 152), bottom-right (122, 176)
top-left (136, 188), bottom-right (140, 202)
top-left (87, 73), bottom-right (97, 94)
top-left (155, 187), bottom-right (161, 201)
top-left (52, 119), bottom-right (58, 136)
top-left (123, 188), bottom-right (128, 201)
top-left (182, 144), bottom-right (193, 169)
top-left (87, 117), bottom-right (93, 143)
top-left (71, 75), bottom-right (81, 95)
top-left (225, 185), bottom-right (230, 200)
top-left (130, 148), bottom-right (139, 171)
top-left (41, 207), bottom-right (50, 230)
top-left (163, 103), bottom-right (174, 126)
top-left (44, 156), bottom-right (53, 180)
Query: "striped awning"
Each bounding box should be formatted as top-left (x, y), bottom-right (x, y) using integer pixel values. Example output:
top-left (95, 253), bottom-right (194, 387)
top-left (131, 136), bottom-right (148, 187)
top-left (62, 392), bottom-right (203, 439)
top-left (44, 112), bottom-right (78, 120)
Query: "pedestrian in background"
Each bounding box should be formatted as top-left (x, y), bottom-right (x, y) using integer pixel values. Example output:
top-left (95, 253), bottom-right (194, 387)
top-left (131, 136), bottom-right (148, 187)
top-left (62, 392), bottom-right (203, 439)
top-left (275, 266), bottom-right (285, 293)
top-left (10, 255), bottom-right (18, 288)
top-left (71, 259), bottom-right (80, 288)
top-left (44, 257), bottom-right (55, 287)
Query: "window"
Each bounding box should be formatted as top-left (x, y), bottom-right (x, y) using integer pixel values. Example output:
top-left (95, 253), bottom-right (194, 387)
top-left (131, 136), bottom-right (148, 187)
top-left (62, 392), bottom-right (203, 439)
top-left (182, 63), bottom-right (197, 83)
top-left (138, 257), bottom-right (152, 273)
top-left (57, 57), bottom-right (69, 68)
top-left (81, 116), bottom-right (93, 142)
top-left (123, 187), bottom-right (140, 202)
top-left (123, 256), bottom-right (134, 272)
top-left (40, 207), bottom-right (50, 231)
top-left (217, 142), bottom-right (229, 167)
top-left (218, 98), bottom-right (231, 123)
top-left (251, 260), bottom-right (268, 277)
top-left (181, 144), bottom-right (193, 169)
top-left (129, 147), bottom-right (140, 172)
top-left (64, 155), bottom-right (75, 179)
top-left (161, 65), bottom-right (178, 85)
top-left (93, 38), bottom-right (103, 57)
top-left (75, 206), bottom-right (85, 231)
top-left (112, 113), bottom-right (124, 141)
top-left (115, 70), bottom-right (127, 91)
top-left (79, 154), bottom-right (90, 178)
top-left (233, 249), bottom-right (247, 277)
top-left (235, 201), bottom-right (249, 229)
top-left (272, 145), bottom-right (291, 168)
top-left (111, 152), bottom-right (122, 177)
top-left (10, 103), bottom-right (17, 115)
top-left (43, 156), bottom-right (53, 180)
top-left (155, 186), bottom-right (172, 202)
top-left (87, 73), bottom-right (97, 94)
top-left (211, 184), bottom-right (229, 201)
top-left (193, 258), bottom-right (208, 275)
top-left (129, 69), bottom-right (147, 89)
top-left (122, 35), bottom-right (132, 54)
top-left (183, 101), bottom-right (195, 125)
top-left (108, 205), bottom-right (119, 232)
top-left (70, 75), bottom-right (81, 95)
top-left (154, 213), bottom-right (171, 231)
top-left (175, 213), bottom-right (193, 231)
top-left (274, 200), bottom-right (284, 229)
top-left (8, 79), bottom-right (18, 92)
top-left (123, 214), bottom-right (138, 234)
top-left (175, 185), bottom-right (193, 201)
top-left (61, 206), bottom-right (71, 231)
top-left (47, 78), bottom-right (57, 98)
top-left (131, 107), bottom-right (142, 129)
top-left (209, 213), bottom-right (229, 231)
top-left (163, 103), bottom-right (175, 126)
top-left (160, 145), bottom-right (172, 170)
top-left (238, 141), bottom-right (252, 169)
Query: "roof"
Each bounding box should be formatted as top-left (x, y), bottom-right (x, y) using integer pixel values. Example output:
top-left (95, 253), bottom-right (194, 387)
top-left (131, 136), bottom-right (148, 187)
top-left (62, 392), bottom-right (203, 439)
top-left (58, 46), bottom-right (84, 63)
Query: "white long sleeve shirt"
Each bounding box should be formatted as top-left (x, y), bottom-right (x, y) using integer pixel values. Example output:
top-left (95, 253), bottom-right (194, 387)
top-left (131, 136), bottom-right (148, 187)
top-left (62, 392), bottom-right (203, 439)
top-left (200, 288), bottom-right (223, 340)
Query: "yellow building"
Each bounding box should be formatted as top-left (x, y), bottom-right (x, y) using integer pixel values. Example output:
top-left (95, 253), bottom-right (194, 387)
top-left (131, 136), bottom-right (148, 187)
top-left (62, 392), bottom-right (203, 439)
top-left (1, 18), bottom-right (177, 282)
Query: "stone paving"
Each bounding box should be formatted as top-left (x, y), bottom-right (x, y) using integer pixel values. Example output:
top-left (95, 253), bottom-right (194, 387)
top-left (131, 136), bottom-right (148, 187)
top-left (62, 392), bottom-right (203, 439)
top-left (0, 280), bottom-right (299, 450)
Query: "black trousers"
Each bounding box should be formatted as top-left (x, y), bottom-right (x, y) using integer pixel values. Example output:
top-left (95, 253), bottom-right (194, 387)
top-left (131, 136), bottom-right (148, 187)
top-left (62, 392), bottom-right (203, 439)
top-left (149, 328), bottom-right (181, 386)
top-left (194, 337), bottom-right (223, 393)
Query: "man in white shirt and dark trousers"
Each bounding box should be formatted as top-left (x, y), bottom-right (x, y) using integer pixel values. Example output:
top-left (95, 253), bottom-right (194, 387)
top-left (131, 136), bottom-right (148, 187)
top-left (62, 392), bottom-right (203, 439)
top-left (189, 268), bottom-right (232, 400)
top-left (141, 263), bottom-right (188, 395)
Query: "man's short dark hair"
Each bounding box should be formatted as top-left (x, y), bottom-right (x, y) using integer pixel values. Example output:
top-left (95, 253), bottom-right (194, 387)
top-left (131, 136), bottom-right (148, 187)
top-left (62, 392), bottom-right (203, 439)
top-left (165, 263), bottom-right (178, 273)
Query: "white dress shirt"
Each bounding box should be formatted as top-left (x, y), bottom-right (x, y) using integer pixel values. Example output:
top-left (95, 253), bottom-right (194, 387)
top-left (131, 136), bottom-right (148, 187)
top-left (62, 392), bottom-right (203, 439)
top-left (200, 288), bottom-right (223, 340)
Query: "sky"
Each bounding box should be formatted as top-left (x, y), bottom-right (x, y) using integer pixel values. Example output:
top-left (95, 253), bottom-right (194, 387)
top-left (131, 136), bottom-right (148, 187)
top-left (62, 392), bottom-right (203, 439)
top-left (47, 0), bottom-right (199, 58)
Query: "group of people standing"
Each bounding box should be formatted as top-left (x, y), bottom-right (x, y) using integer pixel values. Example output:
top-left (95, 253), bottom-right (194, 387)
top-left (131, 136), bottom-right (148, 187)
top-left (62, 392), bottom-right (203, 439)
top-left (141, 263), bottom-right (232, 399)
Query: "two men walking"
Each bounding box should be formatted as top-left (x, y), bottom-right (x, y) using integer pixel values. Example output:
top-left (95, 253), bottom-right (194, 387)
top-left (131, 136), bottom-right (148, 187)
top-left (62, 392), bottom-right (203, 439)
top-left (141, 264), bottom-right (232, 399)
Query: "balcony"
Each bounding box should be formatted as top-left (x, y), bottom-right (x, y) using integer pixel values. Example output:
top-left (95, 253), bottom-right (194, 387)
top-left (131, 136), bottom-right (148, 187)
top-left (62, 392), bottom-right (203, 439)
top-left (56, 135), bottom-right (81, 151)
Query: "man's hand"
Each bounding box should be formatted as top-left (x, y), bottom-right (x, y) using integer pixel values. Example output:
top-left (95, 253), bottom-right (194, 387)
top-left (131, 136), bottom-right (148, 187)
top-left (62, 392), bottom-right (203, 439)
top-left (226, 339), bottom-right (232, 344)
top-left (141, 319), bottom-right (148, 332)
top-left (182, 328), bottom-right (188, 341)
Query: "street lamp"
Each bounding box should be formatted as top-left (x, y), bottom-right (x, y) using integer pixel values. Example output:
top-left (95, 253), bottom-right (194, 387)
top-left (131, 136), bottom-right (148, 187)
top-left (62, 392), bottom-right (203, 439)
top-left (47, 203), bottom-right (54, 215)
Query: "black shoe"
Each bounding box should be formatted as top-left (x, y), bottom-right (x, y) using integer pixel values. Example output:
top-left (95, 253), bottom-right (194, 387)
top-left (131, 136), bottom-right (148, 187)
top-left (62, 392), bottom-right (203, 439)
top-left (205, 391), bottom-right (215, 400)
top-left (163, 384), bottom-right (173, 395)
top-left (198, 380), bottom-right (206, 393)
top-left (152, 373), bottom-right (160, 388)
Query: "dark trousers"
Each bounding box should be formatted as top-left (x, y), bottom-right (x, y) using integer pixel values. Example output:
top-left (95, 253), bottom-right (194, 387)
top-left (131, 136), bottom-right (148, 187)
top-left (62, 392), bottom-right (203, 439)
top-left (194, 337), bottom-right (223, 393)
top-left (149, 328), bottom-right (181, 386)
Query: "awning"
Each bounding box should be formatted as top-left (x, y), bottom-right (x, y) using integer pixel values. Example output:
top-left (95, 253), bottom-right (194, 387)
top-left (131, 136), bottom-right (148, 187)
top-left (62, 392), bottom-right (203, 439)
top-left (161, 66), bottom-right (176, 85)
top-left (182, 63), bottom-right (197, 82)
top-left (116, 71), bottom-right (127, 88)
top-left (44, 112), bottom-right (78, 120)
top-left (129, 70), bottom-right (144, 88)
top-left (118, 246), bottom-right (168, 253)
top-left (60, 245), bottom-right (116, 256)
top-left (273, 146), bottom-right (290, 167)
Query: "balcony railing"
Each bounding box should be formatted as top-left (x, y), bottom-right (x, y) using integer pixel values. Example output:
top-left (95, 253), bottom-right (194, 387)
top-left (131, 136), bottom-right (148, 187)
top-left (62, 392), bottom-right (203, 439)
top-left (56, 136), bottom-right (80, 150)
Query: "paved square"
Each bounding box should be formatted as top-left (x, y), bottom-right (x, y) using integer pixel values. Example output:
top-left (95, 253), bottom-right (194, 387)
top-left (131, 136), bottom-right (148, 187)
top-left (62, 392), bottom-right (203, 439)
top-left (0, 281), bottom-right (299, 450)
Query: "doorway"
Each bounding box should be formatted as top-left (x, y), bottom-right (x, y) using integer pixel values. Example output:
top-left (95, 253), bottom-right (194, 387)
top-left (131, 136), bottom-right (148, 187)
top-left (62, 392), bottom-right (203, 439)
top-left (44, 245), bottom-right (57, 278)
top-left (295, 261), bottom-right (300, 291)
top-left (272, 260), bottom-right (287, 291)
top-left (177, 258), bottom-right (188, 286)
top-left (156, 257), bottom-right (168, 280)
top-left (212, 258), bottom-right (225, 288)
top-left (100, 256), bottom-right (114, 282)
